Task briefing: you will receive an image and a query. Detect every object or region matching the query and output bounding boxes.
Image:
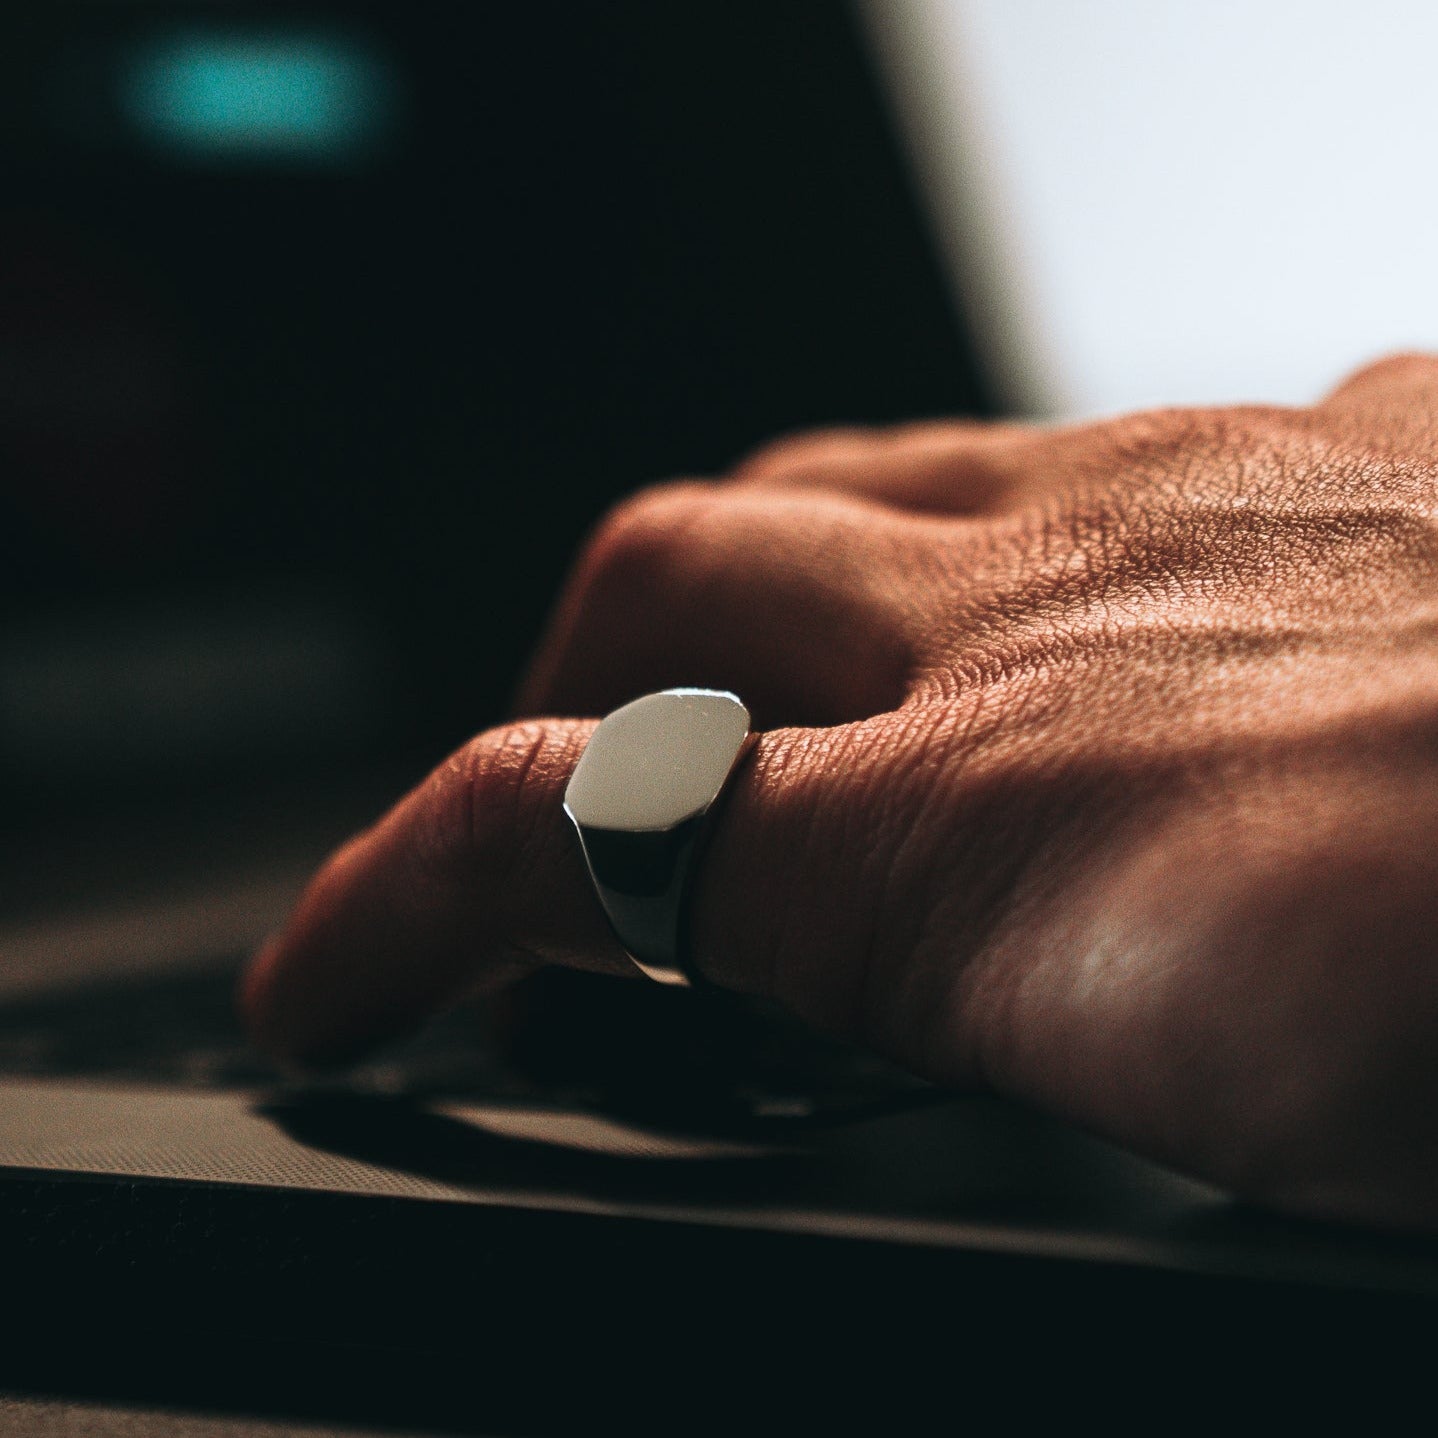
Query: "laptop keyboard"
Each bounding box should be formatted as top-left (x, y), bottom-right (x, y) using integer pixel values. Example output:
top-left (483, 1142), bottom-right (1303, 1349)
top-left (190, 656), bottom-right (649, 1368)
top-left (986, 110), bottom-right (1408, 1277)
top-left (0, 967), bottom-right (274, 1090)
top-left (0, 962), bottom-right (929, 1125)
top-left (0, 963), bottom-right (547, 1098)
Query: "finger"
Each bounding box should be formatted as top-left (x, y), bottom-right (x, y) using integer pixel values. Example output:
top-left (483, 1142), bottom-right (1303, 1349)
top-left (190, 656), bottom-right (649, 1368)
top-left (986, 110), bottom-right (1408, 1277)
top-left (514, 482), bottom-right (919, 728)
top-left (239, 714), bottom-right (905, 1069)
top-left (731, 418), bottom-right (1053, 514)
top-left (241, 720), bottom-right (611, 1067)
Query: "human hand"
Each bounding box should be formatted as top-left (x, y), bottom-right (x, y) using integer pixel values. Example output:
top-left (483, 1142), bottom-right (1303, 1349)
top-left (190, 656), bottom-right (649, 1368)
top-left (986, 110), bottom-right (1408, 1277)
top-left (242, 354), bottom-right (1438, 1229)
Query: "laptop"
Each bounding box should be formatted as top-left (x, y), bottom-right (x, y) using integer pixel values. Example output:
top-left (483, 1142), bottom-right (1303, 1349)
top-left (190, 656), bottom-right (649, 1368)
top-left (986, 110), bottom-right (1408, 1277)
top-left (2, 3), bottom-right (1435, 1430)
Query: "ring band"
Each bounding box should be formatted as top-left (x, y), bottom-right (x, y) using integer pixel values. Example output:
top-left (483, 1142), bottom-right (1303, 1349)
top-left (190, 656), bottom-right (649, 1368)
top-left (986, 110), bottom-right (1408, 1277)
top-left (564, 689), bottom-right (752, 986)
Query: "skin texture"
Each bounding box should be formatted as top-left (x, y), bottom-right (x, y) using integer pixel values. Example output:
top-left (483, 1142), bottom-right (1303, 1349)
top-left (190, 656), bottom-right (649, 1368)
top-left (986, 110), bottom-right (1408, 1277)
top-left (242, 354), bottom-right (1438, 1230)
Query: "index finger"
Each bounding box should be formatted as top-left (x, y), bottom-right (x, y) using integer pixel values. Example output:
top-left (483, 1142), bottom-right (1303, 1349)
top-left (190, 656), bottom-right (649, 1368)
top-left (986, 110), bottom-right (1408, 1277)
top-left (240, 720), bottom-right (613, 1066)
top-left (239, 713), bottom-right (878, 1067)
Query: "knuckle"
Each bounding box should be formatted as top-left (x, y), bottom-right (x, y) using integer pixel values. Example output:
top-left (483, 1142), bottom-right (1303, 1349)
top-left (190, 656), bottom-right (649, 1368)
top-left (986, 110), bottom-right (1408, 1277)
top-left (1332, 350), bottom-right (1438, 395)
top-left (734, 426), bottom-right (873, 483)
top-left (1028, 405), bottom-right (1298, 544)
top-left (576, 481), bottom-right (719, 599)
top-left (420, 721), bottom-right (562, 880)
top-left (1098, 404), bottom-right (1293, 477)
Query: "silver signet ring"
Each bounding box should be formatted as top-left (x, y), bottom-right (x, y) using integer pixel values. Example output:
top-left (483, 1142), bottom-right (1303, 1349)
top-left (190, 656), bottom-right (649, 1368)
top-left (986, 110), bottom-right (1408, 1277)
top-left (563, 689), bottom-right (752, 986)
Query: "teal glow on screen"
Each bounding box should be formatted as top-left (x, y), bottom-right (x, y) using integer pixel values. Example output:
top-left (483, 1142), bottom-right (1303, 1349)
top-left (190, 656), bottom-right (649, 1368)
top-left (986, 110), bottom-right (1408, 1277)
top-left (122, 31), bottom-right (394, 162)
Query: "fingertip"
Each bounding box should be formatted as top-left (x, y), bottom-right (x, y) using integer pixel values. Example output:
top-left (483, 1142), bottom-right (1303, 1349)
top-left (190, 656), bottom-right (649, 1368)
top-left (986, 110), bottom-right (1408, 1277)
top-left (239, 937), bottom-right (360, 1073)
top-left (234, 718), bottom-right (606, 1070)
top-left (238, 934), bottom-right (310, 1068)
top-left (237, 934), bottom-right (277, 1037)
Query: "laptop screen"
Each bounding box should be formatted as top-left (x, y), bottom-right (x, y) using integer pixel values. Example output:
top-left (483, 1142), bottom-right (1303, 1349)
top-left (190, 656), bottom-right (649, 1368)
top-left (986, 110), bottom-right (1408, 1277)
top-left (864, 0), bottom-right (1438, 417)
top-left (0, 3), bottom-right (985, 819)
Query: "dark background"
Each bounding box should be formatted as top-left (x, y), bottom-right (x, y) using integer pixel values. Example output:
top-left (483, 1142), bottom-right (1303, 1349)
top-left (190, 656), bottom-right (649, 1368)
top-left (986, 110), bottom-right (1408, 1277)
top-left (0, 2), bottom-right (989, 818)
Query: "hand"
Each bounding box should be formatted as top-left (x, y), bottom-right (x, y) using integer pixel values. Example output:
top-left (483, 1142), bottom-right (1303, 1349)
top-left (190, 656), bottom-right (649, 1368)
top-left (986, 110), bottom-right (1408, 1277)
top-left (242, 354), bottom-right (1438, 1229)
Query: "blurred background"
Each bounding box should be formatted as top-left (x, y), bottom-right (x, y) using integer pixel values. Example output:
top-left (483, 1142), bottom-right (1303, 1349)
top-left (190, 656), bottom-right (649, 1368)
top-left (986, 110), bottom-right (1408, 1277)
top-left (0, 1), bottom-right (982, 850)
top-left (4, 0), bottom-right (1437, 912)
top-left (872, 0), bottom-right (1438, 417)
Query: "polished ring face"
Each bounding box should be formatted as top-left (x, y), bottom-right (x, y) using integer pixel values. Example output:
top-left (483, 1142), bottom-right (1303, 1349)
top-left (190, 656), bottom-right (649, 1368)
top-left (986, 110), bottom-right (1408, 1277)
top-left (564, 689), bottom-right (751, 985)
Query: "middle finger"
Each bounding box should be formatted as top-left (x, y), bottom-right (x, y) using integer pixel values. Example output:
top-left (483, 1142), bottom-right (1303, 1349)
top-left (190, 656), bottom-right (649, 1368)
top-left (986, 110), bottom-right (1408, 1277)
top-left (514, 482), bottom-right (921, 729)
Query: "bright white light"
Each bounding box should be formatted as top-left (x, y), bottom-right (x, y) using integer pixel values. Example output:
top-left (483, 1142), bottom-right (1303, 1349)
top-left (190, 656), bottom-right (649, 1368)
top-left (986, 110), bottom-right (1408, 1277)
top-left (867, 0), bottom-right (1438, 417)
